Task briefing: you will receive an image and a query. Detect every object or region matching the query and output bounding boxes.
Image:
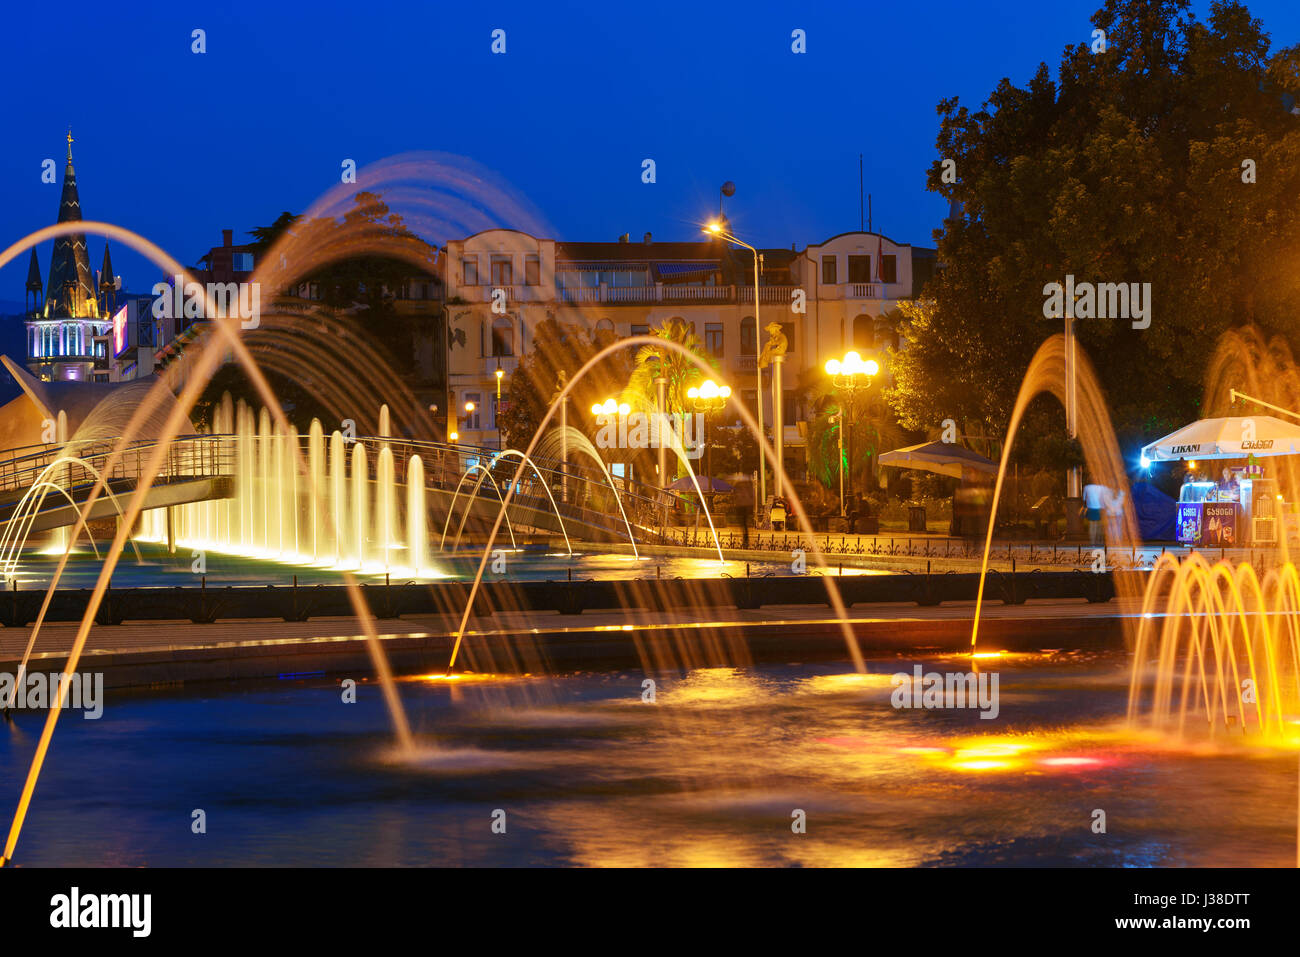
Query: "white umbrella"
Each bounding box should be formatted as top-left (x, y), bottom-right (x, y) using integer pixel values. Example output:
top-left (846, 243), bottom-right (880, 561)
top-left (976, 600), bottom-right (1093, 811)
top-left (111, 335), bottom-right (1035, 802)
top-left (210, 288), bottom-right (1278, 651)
top-left (1141, 415), bottom-right (1300, 461)
top-left (879, 441), bottom-right (998, 480)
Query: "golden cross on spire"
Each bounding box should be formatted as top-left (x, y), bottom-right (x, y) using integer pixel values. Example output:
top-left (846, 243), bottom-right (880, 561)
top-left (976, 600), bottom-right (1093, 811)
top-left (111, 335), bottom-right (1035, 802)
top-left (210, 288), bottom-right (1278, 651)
top-left (66, 127), bottom-right (74, 161)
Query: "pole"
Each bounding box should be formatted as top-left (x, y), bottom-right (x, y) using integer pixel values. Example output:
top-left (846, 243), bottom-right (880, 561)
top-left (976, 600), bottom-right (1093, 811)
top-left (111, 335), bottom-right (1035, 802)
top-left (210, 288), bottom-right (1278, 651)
top-left (704, 407), bottom-right (712, 514)
top-left (837, 412), bottom-right (845, 517)
top-left (773, 353), bottom-right (784, 497)
top-left (846, 391), bottom-right (854, 507)
top-left (655, 375), bottom-right (667, 487)
top-left (754, 249), bottom-right (765, 513)
top-left (495, 369), bottom-right (503, 450)
top-left (859, 154), bottom-right (864, 232)
top-left (560, 396), bottom-right (568, 504)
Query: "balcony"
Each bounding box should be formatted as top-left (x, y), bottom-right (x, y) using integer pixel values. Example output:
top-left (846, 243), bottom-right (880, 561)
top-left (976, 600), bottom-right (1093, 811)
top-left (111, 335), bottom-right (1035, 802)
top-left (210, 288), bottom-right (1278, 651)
top-left (738, 285), bottom-right (800, 304)
top-left (660, 285), bottom-right (731, 303)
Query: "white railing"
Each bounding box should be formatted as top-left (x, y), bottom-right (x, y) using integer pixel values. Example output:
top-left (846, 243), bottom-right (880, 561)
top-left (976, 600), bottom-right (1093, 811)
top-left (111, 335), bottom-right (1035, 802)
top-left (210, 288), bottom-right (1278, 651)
top-left (483, 356), bottom-right (519, 376)
top-left (661, 285), bottom-right (731, 302)
top-left (738, 285), bottom-right (799, 304)
top-left (846, 283), bottom-right (881, 299)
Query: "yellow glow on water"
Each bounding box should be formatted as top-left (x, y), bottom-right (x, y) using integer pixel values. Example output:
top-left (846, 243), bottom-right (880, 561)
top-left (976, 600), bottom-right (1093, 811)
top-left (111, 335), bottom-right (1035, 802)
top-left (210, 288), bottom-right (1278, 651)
top-left (408, 672), bottom-right (505, 683)
top-left (950, 758), bottom-right (1018, 772)
top-left (802, 672), bottom-right (897, 693)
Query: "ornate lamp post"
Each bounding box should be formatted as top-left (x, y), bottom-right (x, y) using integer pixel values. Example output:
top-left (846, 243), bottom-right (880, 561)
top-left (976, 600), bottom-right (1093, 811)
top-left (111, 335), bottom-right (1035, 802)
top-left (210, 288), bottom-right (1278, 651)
top-left (824, 350), bottom-right (879, 511)
top-left (591, 397), bottom-right (632, 482)
top-left (687, 378), bottom-right (731, 509)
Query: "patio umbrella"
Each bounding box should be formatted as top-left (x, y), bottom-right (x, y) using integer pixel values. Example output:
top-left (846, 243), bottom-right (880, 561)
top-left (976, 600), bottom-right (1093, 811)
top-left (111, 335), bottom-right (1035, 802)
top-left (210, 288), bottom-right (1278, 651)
top-left (668, 476), bottom-right (733, 492)
top-left (1141, 415), bottom-right (1300, 461)
top-left (878, 441), bottom-right (998, 480)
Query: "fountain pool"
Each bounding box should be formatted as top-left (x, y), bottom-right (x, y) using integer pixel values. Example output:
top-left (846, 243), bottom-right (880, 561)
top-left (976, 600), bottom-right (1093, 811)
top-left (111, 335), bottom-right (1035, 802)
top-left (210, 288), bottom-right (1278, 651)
top-left (2, 652), bottom-right (1292, 867)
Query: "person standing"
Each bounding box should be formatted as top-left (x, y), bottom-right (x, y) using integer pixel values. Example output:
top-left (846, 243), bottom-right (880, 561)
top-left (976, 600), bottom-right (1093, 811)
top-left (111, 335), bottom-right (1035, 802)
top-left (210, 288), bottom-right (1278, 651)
top-left (1082, 482), bottom-right (1106, 545)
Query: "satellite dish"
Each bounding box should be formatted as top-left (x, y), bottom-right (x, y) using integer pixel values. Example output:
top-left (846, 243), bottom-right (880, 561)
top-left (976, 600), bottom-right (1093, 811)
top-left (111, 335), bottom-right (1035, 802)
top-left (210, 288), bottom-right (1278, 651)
top-left (721, 182), bottom-right (736, 197)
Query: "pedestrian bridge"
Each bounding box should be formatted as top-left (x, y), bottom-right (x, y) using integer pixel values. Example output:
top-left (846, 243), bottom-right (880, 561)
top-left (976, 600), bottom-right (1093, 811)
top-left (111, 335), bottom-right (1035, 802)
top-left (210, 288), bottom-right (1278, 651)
top-left (0, 434), bottom-right (674, 546)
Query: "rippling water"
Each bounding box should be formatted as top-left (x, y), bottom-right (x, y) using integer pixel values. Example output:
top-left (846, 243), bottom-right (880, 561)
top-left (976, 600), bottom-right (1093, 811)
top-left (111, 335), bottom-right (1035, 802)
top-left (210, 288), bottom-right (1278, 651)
top-left (1, 652), bottom-right (1293, 866)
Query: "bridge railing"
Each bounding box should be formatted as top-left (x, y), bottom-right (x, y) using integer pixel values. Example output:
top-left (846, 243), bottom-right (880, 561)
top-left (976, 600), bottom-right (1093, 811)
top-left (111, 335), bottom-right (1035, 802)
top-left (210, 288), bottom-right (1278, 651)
top-left (0, 436), bottom-right (234, 499)
top-left (345, 435), bottom-right (686, 537)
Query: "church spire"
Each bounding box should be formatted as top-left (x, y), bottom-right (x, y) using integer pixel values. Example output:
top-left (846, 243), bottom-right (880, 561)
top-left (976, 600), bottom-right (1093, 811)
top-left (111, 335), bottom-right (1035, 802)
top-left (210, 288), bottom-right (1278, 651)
top-left (44, 129), bottom-right (96, 318)
top-left (99, 242), bottom-right (117, 316)
top-left (25, 248), bottom-right (43, 315)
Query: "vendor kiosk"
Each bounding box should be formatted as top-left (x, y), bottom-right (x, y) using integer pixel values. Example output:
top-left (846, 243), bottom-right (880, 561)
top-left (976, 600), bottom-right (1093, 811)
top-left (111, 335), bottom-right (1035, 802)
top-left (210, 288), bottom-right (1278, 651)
top-left (1176, 466), bottom-right (1276, 545)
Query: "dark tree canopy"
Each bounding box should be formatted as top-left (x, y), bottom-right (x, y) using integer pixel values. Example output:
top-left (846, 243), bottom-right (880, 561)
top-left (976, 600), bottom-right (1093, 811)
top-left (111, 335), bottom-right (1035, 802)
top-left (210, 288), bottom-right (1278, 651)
top-left (891, 0), bottom-right (1300, 459)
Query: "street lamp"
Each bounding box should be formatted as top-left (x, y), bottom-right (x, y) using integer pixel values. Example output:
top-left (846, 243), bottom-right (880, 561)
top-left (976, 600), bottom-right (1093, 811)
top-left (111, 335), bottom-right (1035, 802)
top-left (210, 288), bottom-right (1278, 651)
top-left (704, 221), bottom-right (765, 513)
top-left (495, 366), bottom-right (505, 450)
top-left (687, 378), bottom-right (731, 509)
top-left (592, 397), bottom-right (633, 484)
top-left (824, 350), bottom-right (879, 513)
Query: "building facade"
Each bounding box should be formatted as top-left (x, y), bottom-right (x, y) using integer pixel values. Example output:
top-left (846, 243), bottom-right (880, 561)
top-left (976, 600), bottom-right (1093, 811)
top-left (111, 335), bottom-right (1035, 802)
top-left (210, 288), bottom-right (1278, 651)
top-left (442, 228), bottom-right (936, 475)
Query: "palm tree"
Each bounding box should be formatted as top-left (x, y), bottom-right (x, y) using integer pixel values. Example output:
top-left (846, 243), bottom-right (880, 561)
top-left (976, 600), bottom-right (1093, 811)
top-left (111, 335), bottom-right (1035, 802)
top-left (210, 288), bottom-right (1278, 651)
top-left (621, 317), bottom-right (716, 416)
top-left (806, 383), bottom-right (905, 498)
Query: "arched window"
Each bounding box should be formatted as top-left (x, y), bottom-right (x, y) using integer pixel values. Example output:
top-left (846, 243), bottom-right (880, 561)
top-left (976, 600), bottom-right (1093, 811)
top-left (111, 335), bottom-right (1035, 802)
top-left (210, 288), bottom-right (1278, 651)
top-left (740, 316), bottom-right (756, 356)
top-left (852, 314), bottom-right (873, 352)
top-left (491, 316), bottom-right (514, 357)
top-left (594, 318), bottom-right (614, 339)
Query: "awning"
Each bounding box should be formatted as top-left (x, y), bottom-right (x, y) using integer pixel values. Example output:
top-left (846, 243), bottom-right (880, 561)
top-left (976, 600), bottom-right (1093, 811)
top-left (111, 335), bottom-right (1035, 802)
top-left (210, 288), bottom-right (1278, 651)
top-left (878, 441), bottom-right (998, 480)
top-left (1141, 415), bottom-right (1300, 461)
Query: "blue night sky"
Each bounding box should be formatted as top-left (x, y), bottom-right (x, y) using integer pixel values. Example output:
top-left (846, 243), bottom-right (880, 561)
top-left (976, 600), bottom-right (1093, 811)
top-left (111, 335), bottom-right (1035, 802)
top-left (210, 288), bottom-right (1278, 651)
top-left (3, 0), bottom-right (1300, 305)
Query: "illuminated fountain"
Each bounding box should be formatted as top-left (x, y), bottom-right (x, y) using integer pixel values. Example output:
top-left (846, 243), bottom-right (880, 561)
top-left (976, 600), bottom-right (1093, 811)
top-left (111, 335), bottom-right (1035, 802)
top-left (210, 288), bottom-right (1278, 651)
top-left (136, 399), bottom-right (452, 577)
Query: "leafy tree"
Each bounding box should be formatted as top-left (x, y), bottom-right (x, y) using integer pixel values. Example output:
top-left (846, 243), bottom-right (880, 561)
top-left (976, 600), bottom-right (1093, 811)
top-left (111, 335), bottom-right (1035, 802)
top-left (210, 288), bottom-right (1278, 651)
top-left (892, 0), bottom-right (1300, 453)
top-left (497, 318), bottom-right (632, 454)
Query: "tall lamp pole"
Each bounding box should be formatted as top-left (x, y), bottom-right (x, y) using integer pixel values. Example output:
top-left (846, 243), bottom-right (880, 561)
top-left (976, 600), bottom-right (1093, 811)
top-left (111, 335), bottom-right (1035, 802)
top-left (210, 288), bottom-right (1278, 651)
top-left (687, 379), bottom-right (731, 512)
top-left (824, 350), bottom-right (879, 511)
top-left (704, 221), bottom-right (764, 512)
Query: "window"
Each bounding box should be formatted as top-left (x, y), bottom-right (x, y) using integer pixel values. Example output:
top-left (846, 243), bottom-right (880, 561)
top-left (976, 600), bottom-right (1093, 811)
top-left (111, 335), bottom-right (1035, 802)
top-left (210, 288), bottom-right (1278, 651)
top-left (462, 257), bottom-right (478, 285)
top-left (631, 323), bottom-right (649, 337)
top-left (490, 256), bottom-right (512, 287)
top-left (740, 316), bottom-right (756, 356)
top-left (822, 257), bottom-right (837, 284)
top-left (464, 394), bottom-right (481, 430)
top-left (525, 255), bottom-right (540, 285)
top-left (848, 255), bottom-right (872, 283)
top-left (705, 322), bottom-right (724, 358)
top-left (491, 316), bottom-right (513, 357)
top-left (853, 314), bottom-right (873, 351)
top-left (232, 252), bottom-right (254, 272)
top-left (880, 254), bottom-right (897, 284)
top-left (594, 318), bottom-right (615, 339)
